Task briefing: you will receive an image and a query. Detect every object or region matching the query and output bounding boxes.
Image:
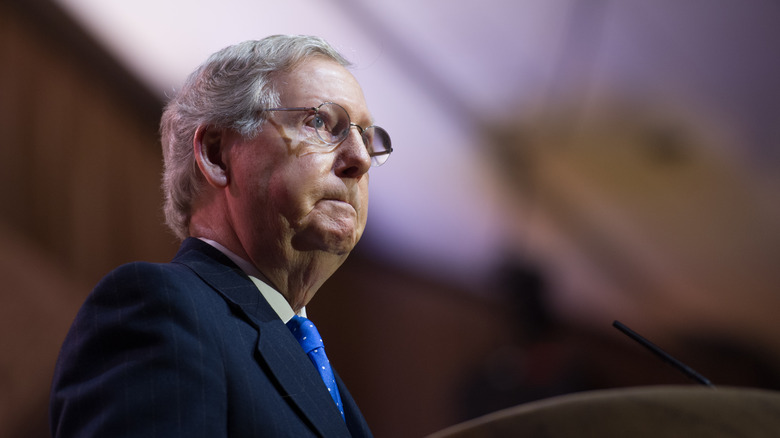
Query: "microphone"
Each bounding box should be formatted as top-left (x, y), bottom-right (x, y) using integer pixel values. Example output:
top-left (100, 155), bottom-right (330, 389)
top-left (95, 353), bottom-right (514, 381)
top-left (613, 320), bottom-right (715, 388)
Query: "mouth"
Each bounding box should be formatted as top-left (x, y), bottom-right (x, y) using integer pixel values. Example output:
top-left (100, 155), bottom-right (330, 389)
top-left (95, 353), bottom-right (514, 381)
top-left (317, 197), bottom-right (357, 214)
top-left (319, 189), bottom-right (351, 204)
top-left (318, 186), bottom-right (359, 213)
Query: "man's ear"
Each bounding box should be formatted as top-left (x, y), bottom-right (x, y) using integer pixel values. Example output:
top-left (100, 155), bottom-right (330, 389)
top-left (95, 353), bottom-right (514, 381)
top-left (193, 125), bottom-right (228, 188)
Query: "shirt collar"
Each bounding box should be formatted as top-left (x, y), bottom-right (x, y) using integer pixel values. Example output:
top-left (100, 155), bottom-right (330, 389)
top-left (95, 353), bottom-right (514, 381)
top-left (196, 237), bottom-right (305, 322)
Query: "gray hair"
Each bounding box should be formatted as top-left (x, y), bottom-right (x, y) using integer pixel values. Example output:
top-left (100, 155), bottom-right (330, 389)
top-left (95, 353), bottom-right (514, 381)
top-left (160, 35), bottom-right (350, 239)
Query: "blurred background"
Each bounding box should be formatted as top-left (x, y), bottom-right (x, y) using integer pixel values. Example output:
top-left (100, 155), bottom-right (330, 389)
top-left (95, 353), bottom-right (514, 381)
top-left (2, 0), bottom-right (780, 436)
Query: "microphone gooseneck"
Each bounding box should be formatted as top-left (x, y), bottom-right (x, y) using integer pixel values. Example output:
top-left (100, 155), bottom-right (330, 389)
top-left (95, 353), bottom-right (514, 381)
top-left (613, 320), bottom-right (715, 388)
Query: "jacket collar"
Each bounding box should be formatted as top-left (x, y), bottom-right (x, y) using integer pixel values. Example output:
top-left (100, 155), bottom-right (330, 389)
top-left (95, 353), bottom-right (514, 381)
top-left (172, 238), bottom-right (351, 436)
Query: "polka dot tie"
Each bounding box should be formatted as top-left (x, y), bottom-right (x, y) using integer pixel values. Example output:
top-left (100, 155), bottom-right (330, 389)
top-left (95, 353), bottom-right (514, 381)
top-left (286, 315), bottom-right (345, 420)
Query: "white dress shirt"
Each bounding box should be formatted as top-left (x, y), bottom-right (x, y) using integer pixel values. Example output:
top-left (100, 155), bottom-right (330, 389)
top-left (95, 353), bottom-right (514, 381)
top-left (197, 238), bottom-right (305, 322)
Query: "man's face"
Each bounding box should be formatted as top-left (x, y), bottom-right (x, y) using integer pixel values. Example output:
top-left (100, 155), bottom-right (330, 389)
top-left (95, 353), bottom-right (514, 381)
top-left (223, 57), bottom-right (373, 267)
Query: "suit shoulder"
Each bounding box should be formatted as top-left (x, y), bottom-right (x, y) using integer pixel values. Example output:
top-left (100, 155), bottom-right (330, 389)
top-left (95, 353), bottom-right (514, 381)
top-left (101, 260), bottom-right (188, 282)
top-left (95, 260), bottom-right (195, 293)
top-left (82, 260), bottom-right (223, 318)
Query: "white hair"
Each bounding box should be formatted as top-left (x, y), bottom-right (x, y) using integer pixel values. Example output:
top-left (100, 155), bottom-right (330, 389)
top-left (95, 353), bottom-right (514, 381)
top-left (159, 35), bottom-right (350, 239)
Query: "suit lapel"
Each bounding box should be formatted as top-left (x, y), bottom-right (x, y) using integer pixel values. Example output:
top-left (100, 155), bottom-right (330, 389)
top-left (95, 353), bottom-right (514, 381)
top-left (172, 238), bottom-right (351, 437)
top-left (336, 371), bottom-right (374, 438)
top-left (255, 321), bottom-right (351, 435)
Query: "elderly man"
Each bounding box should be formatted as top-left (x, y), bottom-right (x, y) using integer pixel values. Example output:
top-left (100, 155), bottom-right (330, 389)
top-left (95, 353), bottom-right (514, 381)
top-left (50, 35), bottom-right (391, 437)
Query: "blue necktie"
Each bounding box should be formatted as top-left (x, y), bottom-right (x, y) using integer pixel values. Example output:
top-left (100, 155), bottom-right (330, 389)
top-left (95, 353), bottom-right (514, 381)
top-left (286, 315), bottom-right (345, 419)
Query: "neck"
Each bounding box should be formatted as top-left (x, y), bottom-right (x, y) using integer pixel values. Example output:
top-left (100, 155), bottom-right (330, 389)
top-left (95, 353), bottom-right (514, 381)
top-left (263, 251), bottom-right (347, 311)
top-left (189, 210), bottom-right (346, 312)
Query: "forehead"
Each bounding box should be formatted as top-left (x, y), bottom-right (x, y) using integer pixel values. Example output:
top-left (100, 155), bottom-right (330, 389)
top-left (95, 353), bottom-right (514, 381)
top-left (275, 57), bottom-right (371, 122)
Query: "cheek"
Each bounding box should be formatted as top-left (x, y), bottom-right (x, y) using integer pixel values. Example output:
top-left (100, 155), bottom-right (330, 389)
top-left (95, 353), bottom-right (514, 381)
top-left (228, 150), bottom-right (287, 226)
top-left (268, 164), bottom-right (326, 222)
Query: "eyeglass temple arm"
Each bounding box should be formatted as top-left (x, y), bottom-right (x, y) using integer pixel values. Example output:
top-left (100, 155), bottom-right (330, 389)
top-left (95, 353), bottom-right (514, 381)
top-left (369, 148), bottom-right (393, 157)
top-left (261, 107), bottom-right (318, 112)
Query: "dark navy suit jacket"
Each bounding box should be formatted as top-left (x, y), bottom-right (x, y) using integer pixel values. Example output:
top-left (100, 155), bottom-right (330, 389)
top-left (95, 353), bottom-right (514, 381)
top-left (50, 238), bottom-right (372, 437)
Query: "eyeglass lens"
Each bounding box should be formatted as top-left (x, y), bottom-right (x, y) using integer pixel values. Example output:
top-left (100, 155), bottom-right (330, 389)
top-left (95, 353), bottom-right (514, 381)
top-left (314, 103), bottom-right (392, 167)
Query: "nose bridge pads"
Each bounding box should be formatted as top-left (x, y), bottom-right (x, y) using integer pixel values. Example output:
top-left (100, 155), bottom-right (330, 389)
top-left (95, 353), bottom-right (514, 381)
top-left (339, 126), bottom-right (363, 152)
top-left (337, 128), bottom-right (372, 173)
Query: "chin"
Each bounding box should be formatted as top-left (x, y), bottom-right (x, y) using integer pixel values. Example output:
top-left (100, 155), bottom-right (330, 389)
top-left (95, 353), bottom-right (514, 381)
top-left (321, 234), bottom-right (360, 256)
top-left (291, 226), bottom-right (361, 256)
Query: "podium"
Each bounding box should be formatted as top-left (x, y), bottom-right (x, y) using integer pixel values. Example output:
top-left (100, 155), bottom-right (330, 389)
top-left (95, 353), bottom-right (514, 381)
top-left (428, 386), bottom-right (780, 437)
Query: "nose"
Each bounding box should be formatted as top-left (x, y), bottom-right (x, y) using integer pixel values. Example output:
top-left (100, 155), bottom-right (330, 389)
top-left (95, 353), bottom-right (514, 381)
top-left (334, 127), bottom-right (372, 178)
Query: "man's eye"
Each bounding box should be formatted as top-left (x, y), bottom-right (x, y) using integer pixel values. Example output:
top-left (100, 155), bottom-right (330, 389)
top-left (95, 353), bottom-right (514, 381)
top-left (312, 115), bottom-right (326, 130)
